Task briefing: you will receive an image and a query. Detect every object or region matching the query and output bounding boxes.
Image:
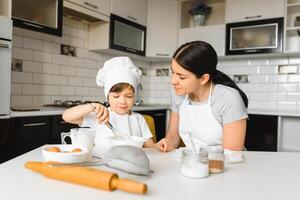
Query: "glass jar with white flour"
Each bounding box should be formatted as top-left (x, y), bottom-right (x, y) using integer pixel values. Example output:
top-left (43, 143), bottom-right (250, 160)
top-left (180, 149), bottom-right (209, 178)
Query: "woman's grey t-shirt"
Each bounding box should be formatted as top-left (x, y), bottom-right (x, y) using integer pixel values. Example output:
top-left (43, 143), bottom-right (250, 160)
top-left (171, 84), bottom-right (248, 126)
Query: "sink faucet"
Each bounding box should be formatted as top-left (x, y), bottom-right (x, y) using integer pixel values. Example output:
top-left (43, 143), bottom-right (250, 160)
top-left (135, 83), bottom-right (143, 106)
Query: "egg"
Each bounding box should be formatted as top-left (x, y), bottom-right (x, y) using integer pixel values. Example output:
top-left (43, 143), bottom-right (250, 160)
top-left (71, 148), bottom-right (82, 152)
top-left (47, 146), bottom-right (60, 152)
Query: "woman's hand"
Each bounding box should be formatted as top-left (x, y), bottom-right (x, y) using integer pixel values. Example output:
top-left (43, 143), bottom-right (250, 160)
top-left (90, 103), bottom-right (109, 124)
top-left (155, 138), bottom-right (173, 152)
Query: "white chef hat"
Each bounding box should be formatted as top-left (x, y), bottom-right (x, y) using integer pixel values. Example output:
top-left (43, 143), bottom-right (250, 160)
top-left (96, 56), bottom-right (142, 99)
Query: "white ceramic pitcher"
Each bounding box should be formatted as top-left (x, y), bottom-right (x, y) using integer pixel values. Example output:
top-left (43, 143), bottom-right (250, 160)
top-left (61, 128), bottom-right (96, 152)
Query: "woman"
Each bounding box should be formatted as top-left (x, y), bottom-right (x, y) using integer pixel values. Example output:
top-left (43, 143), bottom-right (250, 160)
top-left (156, 41), bottom-right (248, 153)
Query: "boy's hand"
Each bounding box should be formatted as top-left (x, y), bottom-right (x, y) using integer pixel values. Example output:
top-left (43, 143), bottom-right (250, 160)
top-left (90, 103), bottom-right (109, 124)
top-left (155, 138), bottom-right (173, 152)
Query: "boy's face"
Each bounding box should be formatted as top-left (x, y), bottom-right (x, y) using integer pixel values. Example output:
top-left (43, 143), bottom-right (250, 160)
top-left (108, 86), bottom-right (135, 115)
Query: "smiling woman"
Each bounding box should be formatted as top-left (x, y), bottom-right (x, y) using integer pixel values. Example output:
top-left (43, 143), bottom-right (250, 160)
top-left (156, 41), bottom-right (248, 159)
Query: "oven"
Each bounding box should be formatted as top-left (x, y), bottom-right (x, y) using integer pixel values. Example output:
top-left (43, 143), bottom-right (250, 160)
top-left (225, 17), bottom-right (283, 55)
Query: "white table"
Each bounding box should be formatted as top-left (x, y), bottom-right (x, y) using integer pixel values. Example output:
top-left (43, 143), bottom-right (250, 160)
top-left (1, 148), bottom-right (299, 200)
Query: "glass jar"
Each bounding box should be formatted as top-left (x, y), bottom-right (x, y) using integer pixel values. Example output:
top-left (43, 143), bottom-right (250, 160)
top-left (180, 149), bottom-right (209, 179)
top-left (204, 146), bottom-right (225, 174)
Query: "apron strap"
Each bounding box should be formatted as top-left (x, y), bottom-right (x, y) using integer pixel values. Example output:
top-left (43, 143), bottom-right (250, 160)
top-left (208, 83), bottom-right (213, 104)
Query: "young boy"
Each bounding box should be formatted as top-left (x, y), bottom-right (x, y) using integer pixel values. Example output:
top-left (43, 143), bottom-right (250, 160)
top-left (62, 57), bottom-right (155, 156)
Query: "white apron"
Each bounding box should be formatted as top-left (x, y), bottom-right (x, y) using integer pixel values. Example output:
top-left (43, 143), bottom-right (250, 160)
top-left (179, 84), bottom-right (223, 151)
top-left (93, 110), bottom-right (144, 157)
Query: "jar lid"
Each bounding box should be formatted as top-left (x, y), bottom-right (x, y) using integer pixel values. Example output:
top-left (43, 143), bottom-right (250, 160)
top-left (182, 148), bottom-right (208, 157)
top-left (201, 146), bottom-right (224, 154)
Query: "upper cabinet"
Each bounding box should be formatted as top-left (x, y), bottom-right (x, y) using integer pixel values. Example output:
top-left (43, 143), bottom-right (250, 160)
top-left (12, 0), bottom-right (63, 36)
top-left (225, 0), bottom-right (284, 23)
top-left (284, 0), bottom-right (300, 53)
top-left (146, 0), bottom-right (179, 59)
top-left (178, 25), bottom-right (225, 56)
top-left (111, 0), bottom-right (148, 26)
top-left (178, 0), bottom-right (226, 56)
top-left (63, 0), bottom-right (110, 22)
top-left (0, 0), bottom-right (11, 17)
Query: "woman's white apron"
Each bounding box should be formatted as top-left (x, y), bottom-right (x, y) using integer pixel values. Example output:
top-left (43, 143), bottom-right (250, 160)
top-left (179, 84), bottom-right (222, 151)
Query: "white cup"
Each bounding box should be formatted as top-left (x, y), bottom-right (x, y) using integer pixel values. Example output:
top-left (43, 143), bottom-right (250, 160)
top-left (61, 128), bottom-right (96, 152)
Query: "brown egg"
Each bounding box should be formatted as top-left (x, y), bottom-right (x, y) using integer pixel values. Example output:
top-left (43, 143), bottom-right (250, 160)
top-left (71, 148), bottom-right (82, 152)
top-left (47, 146), bottom-right (60, 152)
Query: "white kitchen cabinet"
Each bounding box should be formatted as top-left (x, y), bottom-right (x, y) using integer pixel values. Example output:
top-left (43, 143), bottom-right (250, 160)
top-left (64, 0), bottom-right (110, 22)
top-left (0, 0), bottom-right (11, 17)
top-left (225, 0), bottom-right (284, 23)
top-left (111, 0), bottom-right (147, 25)
top-left (178, 25), bottom-right (225, 56)
top-left (146, 0), bottom-right (178, 59)
top-left (278, 116), bottom-right (300, 152)
top-left (284, 0), bottom-right (300, 53)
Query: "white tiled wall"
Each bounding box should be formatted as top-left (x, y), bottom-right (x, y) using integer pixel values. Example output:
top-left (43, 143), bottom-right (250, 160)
top-left (12, 17), bottom-right (300, 112)
top-left (218, 56), bottom-right (300, 112)
top-left (11, 17), bottom-right (171, 107)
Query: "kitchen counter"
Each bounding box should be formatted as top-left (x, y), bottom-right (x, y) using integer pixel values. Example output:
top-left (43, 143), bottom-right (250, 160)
top-left (0, 148), bottom-right (299, 200)
top-left (248, 109), bottom-right (300, 117)
top-left (8, 104), bottom-right (170, 118)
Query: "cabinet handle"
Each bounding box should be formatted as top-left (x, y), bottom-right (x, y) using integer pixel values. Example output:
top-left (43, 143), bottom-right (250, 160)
top-left (153, 113), bottom-right (165, 117)
top-left (126, 47), bottom-right (137, 52)
top-left (0, 43), bottom-right (9, 48)
top-left (84, 2), bottom-right (98, 9)
top-left (23, 122), bottom-right (47, 127)
top-left (23, 22), bottom-right (43, 29)
top-left (126, 15), bottom-right (137, 21)
top-left (155, 53), bottom-right (169, 57)
top-left (245, 15), bottom-right (262, 19)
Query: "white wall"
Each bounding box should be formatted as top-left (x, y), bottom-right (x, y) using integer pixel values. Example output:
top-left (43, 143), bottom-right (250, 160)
top-left (11, 16), bottom-right (300, 111)
top-left (11, 17), bottom-right (171, 106)
top-left (218, 56), bottom-right (300, 112)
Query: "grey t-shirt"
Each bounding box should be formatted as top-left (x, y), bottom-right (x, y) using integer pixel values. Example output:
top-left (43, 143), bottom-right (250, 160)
top-left (171, 84), bottom-right (248, 126)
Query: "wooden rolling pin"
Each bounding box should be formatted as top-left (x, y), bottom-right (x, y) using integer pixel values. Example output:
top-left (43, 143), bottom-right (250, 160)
top-left (25, 161), bottom-right (147, 194)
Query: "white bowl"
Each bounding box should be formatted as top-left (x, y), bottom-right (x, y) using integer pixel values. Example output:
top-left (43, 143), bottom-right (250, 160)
top-left (42, 144), bottom-right (89, 163)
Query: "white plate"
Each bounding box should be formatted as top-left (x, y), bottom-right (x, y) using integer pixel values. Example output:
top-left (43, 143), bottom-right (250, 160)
top-left (42, 144), bottom-right (89, 163)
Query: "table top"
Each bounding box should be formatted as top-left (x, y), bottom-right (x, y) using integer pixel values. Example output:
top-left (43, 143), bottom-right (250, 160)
top-left (1, 148), bottom-right (300, 200)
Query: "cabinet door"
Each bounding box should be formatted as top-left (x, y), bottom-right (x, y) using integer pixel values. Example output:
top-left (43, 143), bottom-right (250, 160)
top-left (10, 116), bottom-right (51, 157)
top-left (178, 25), bottom-right (225, 56)
top-left (0, 0), bottom-right (11, 17)
top-left (0, 119), bottom-right (10, 163)
top-left (65, 0), bottom-right (110, 16)
top-left (279, 116), bottom-right (300, 152)
top-left (225, 0), bottom-right (284, 23)
top-left (51, 115), bottom-right (79, 144)
top-left (146, 0), bottom-right (178, 58)
top-left (245, 114), bottom-right (278, 152)
top-left (111, 0), bottom-right (148, 25)
top-left (135, 109), bottom-right (167, 141)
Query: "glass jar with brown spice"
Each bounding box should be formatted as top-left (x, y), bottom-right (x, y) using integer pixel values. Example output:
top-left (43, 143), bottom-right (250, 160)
top-left (204, 146), bottom-right (225, 174)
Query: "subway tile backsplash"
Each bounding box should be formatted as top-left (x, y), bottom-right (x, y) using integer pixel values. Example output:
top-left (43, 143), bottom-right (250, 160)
top-left (11, 17), bottom-right (172, 107)
top-left (218, 57), bottom-right (300, 111)
top-left (10, 17), bottom-right (300, 112)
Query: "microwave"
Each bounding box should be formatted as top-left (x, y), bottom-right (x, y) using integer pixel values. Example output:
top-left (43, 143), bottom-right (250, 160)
top-left (225, 18), bottom-right (283, 55)
top-left (109, 14), bottom-right (146, 56)
top-left (12, 0), bottom-right (63, 36)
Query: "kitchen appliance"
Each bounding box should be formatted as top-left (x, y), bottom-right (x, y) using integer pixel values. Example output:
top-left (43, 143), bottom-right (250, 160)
top-left (109, 14), bottom-right (146, 56)
top-left (12, 0), bottom-right (63, 36)
top-left (226, 18), bottom-right (283, 55)
top-left (0, 16), bottom-right (12, 116)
